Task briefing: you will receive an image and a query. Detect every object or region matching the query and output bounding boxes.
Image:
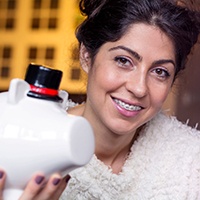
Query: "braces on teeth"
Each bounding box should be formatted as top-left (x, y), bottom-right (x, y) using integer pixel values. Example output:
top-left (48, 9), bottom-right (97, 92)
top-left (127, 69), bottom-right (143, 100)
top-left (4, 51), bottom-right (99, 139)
top-left (114, 99), bottom-right (141, 111)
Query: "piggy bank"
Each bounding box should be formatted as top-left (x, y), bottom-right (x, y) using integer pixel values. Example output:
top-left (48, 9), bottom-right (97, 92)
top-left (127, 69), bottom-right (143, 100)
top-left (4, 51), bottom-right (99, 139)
top-left (0, 64), bottom-right (95, 199)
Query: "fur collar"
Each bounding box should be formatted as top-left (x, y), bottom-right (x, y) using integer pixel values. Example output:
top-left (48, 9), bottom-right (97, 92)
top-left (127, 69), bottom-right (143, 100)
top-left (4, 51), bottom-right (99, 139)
top-left (61, 112), bottom-right (200, 200)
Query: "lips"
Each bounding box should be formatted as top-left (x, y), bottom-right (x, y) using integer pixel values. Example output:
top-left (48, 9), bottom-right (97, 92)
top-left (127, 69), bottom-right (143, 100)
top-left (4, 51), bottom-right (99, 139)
top-left (113, 98), bottom-right (142, 111)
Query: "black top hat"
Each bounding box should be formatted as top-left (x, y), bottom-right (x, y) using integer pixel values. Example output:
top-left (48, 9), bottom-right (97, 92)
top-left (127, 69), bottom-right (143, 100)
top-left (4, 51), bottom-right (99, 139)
top-left (25, 63), bottom-right (63, 102)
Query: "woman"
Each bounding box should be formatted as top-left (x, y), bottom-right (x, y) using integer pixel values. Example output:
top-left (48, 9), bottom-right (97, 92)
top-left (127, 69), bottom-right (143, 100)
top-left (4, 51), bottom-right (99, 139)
top-left (0, 0), bottom-right (200, 199)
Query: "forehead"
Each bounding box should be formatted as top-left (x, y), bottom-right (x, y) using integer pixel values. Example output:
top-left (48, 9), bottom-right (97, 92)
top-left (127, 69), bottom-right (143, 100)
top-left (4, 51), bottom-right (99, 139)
top-left (104, 23), bottom-right (175, 60)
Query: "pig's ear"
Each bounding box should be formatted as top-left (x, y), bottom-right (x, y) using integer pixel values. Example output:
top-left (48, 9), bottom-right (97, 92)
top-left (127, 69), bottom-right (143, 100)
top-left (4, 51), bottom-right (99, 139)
top-left (8, 79), bottom-right (30, 104)
top-left (58, 90), bottom-right (69, 109)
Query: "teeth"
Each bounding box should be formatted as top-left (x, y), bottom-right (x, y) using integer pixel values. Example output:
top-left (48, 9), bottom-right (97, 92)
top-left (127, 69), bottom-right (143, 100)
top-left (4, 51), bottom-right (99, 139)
top-left (114, 99), bottom-right (142, 111)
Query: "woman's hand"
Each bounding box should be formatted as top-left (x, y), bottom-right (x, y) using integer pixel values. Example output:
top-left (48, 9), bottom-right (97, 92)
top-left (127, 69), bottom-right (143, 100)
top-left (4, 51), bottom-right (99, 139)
top-left (0, 170), bottom-right (6, 200)
top-left (0, 170), bottom-right (70, 200)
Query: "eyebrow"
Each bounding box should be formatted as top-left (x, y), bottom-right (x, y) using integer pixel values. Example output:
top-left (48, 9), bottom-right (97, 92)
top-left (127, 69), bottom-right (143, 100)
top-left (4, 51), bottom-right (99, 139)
top-left (109, 45), bottom-right (175, 68)
top-left (152, 59), bottom-right (176, 68)
top-left (109, 45), bottom-right (142, 62)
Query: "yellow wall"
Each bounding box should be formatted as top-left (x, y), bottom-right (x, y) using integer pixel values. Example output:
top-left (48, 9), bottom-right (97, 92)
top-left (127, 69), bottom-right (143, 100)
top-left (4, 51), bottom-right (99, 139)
top-left (0, 0), bottom-right (86, 93)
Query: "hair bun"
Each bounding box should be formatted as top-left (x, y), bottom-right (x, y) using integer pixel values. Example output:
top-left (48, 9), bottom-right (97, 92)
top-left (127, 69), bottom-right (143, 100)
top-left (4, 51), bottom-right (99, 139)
top-left (79, 0), bottom-right (107, 17)
top-left (177, 0), bottom-right (200, 32)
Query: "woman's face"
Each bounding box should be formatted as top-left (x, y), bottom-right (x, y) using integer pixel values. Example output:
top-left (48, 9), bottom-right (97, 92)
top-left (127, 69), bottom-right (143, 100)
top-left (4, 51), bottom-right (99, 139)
top-left (83, 23), bottom-right (175, 136)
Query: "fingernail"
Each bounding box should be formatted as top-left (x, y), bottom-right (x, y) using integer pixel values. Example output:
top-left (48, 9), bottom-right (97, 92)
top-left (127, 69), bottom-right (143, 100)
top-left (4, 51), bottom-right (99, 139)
top-left (35, 176), bottom-right (44, 184)
top-left (66, 175), bottom-right (71, 183)
top-left (0, 171), bottom-right (4, 179)
top-left (52, 178), bottom-right (61, 186)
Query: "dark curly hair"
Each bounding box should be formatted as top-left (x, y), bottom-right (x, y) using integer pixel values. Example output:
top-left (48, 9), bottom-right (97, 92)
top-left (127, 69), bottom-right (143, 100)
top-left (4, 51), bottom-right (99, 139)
top-left (76, 0), bottom-right (200, 77)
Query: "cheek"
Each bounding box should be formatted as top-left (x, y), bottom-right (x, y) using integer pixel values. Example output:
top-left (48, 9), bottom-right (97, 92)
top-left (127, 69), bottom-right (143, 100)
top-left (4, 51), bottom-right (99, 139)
top-left (152, 89), bottom-right (170, 108)
top-left (149, 82), bottom-right (172, 107)
top-left (93, 66), bottom-right (121, 90)
top-left (86, 68), bottom-right (112, 99)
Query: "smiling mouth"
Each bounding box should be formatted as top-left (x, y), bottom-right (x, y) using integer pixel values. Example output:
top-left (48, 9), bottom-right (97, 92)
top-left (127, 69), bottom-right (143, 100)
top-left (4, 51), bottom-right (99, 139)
top-left (113, 98), bottom-right (142, 111)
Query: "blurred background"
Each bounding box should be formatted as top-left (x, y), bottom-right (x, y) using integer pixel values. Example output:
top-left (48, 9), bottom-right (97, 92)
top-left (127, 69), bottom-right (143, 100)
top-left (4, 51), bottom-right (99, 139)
top-left (0, 0), bottom-right (199, 129)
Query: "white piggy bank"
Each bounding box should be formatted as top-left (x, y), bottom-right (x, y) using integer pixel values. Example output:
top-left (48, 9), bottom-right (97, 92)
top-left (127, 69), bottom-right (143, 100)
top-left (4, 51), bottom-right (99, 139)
top-left (0, 64), bottom-right (95, 199)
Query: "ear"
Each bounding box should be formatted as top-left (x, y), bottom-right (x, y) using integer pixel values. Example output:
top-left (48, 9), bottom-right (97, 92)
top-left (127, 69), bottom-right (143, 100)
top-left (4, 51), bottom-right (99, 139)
top-left (79, 43), bottom-right (91, 73)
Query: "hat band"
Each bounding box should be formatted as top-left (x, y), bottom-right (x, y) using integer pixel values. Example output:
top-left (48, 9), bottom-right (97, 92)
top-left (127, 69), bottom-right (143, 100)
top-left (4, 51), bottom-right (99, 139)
top-left (30, 85), bottom-right (58, 96)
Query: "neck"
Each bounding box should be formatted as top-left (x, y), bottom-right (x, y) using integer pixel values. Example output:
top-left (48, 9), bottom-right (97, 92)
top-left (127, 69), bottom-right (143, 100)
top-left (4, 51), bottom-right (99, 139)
top-left (94, 125), bottom-right (142, 173)
top-left (95, 135), bottom-right (133, 173)
top-left (68, 103), bottom-right (141, 174)
top-left (83, 104), bottom-right (142, 174)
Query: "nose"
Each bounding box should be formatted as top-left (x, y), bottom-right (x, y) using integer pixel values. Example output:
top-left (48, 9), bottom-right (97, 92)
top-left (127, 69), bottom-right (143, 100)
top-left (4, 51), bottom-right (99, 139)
top-left (125, 72), bottom-right (148, 98)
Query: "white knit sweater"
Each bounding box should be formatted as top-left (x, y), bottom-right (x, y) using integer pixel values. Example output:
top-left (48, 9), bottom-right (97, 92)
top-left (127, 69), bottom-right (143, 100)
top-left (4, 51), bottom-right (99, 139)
top-left (60, 112), bottom-right (200, 200)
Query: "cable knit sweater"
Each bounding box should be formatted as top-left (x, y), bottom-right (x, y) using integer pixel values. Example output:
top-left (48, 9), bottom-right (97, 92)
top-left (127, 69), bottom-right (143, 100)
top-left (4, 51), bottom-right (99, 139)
top-left (60, 112), bottom-right (200, 200)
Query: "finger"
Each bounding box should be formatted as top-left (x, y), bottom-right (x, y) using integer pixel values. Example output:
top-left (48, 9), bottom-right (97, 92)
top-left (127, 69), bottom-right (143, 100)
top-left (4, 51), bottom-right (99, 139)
top-left (19, 173), bottom-right (45, 200)
top-left (65, 174), bottom-right (71, 184)
top-left (0, 170), bottom-right (6, 200)
top-left (36, 173), bottom-right (67, 200)
top-left (51, 174), bottom-right (71, 199)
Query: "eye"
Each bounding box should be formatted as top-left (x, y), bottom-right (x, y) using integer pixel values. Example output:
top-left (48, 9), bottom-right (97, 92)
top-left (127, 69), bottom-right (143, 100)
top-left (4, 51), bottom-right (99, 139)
top-left (114, 56), bottom-right (132, 68)
top-left (152, 68), bottom-right (170, 79)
